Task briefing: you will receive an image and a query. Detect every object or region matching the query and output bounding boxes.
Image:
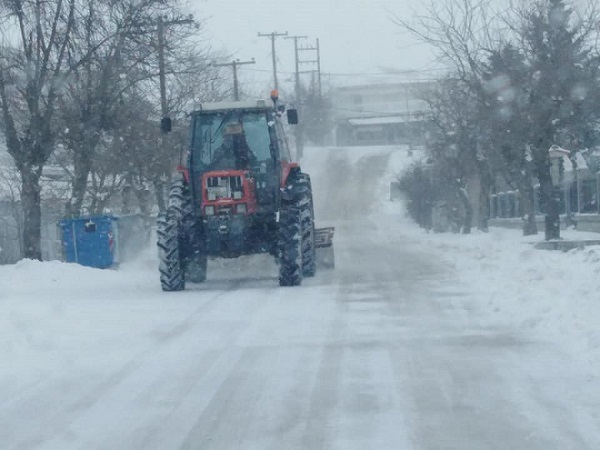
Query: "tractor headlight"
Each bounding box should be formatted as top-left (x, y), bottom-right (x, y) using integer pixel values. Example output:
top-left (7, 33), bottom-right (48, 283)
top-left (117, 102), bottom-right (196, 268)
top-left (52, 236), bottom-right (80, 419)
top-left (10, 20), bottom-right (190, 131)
top-left (205, 206), bottom-right (215, 216)
top-left (235, 203), bottom-right (247, 215)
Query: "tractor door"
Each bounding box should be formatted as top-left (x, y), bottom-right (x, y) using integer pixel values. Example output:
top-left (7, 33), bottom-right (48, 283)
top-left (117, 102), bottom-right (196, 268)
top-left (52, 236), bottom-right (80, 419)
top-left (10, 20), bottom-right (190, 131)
top-left (246, 113), bottom-right (281, 211)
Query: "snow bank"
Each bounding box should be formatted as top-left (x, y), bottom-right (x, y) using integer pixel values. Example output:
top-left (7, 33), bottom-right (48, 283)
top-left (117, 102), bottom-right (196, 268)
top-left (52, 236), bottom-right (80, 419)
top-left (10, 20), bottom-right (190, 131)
top-left (367, 144), bottom-right (600, 370)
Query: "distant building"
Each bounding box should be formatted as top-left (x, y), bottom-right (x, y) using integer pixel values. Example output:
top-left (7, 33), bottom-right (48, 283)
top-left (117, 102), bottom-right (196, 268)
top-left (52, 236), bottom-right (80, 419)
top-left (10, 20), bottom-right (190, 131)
top-left (330, 82), bottom-right (433, 147)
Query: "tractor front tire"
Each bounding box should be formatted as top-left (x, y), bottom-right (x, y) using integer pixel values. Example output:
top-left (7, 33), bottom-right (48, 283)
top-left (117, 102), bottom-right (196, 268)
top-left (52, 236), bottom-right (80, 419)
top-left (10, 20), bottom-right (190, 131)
top-left (186, 251), bottom-right (208, 283)
top-left (278, 206), bottom-right (303, 287)
top-left (157, 212), bottom-right (185, 291)
top-left (158, 174), bottom-right (205, 290)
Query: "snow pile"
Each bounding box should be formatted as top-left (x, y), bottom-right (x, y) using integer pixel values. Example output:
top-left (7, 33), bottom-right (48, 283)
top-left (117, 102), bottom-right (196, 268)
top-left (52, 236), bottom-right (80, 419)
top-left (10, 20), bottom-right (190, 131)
top-left (366, 144), bottom-right (600, 368)
top-left (0, 257), bottom-right (158, 300)
top-left (412, 228), bottom-right (600, 347)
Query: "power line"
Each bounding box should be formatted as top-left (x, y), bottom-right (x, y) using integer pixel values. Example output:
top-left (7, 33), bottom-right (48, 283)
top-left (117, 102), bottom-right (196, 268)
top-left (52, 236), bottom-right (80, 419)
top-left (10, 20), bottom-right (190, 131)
top-left (326, 69), bottom-right (446, 76)
top-left (241, 68), bottom-right (444, 78)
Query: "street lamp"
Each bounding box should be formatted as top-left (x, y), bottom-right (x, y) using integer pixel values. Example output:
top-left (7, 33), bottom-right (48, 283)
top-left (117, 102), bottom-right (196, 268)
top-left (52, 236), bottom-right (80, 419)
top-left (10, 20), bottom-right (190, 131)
top-left (548, 144), bottom-right (570, 230)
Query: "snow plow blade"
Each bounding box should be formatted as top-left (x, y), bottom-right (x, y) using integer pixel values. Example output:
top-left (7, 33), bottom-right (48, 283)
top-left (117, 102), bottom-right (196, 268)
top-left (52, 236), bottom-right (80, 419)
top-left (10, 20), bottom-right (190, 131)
top-left (315, 227), bottom-right (335, 269)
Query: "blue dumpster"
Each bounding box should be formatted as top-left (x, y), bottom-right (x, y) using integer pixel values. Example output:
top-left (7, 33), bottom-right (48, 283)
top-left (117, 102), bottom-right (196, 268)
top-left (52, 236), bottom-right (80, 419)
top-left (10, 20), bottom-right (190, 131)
top-left (59, 216), bottom-right (119, 268)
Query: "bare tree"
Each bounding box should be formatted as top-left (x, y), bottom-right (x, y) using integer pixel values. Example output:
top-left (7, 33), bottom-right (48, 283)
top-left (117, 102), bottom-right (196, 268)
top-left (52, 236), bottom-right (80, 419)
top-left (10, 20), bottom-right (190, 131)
top-left (393, 0), bottom-right (505, 233)
top-left (482, 43), bottom-right (538, 235)
top-left (0, 0), bottom-right (97, 259)
top-left (394, 0), bottom-right (600, 239)
top-left (56, 5), bottom-right (227, 217)
top-left (57, 0), bottom-right (192, 217)
top-left (423, 78), bottom-right (478, 233)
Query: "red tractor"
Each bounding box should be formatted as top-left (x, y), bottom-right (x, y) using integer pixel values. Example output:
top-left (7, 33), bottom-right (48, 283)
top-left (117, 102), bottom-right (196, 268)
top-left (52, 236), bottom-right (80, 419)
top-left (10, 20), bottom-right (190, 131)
top-left (157, 92), bottom-right (333, 290)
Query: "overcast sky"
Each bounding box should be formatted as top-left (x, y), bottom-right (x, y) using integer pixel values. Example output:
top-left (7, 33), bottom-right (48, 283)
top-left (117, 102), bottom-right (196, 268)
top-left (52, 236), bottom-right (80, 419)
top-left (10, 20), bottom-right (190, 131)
top-left (192, 0), bottom-right (438, 96)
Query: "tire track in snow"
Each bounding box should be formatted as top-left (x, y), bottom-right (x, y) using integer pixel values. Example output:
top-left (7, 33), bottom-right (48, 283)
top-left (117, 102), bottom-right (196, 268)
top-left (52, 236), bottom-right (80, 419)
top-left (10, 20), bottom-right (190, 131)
top-left (2, 281), bottom-right (255, 449)
top-left (300, 318), bottom-right (345, 450)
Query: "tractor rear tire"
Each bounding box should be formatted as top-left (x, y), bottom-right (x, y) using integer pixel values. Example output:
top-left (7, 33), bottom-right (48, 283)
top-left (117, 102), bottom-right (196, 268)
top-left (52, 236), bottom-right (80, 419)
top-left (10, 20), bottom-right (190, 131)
top-left (278, 206), bottom-right (303, 287)
top-left (157, 212), bottom-right (185, 291)
top-left (167, 176), bottom-right (196, 238)
top-left (299, 178), bottom-right (316, 277)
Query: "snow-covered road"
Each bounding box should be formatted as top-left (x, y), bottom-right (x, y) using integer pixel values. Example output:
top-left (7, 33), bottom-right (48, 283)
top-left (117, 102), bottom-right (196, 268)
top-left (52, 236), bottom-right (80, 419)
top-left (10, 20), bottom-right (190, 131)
top-left (2, 146), bottom-right (599, 449)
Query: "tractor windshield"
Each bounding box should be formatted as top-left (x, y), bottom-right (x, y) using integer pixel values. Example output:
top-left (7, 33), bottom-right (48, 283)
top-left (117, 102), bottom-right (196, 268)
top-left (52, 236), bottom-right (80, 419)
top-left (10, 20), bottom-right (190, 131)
top-left (191, 111), bottom-right (272, 171)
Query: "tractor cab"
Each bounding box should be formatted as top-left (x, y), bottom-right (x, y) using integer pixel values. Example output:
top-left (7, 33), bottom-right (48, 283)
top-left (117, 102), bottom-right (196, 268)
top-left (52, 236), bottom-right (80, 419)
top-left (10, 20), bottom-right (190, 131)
top-left (189, 106), bottom-right (275, 171)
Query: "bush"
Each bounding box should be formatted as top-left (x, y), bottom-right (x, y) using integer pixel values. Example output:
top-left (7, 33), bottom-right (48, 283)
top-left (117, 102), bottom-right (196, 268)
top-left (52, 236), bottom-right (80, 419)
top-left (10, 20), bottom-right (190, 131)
top-left (398, 162), bottom-right (434, 229)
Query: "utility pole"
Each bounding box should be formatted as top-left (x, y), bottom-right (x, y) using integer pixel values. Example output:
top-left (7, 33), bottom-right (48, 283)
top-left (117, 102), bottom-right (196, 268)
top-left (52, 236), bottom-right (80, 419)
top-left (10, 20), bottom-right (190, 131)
top-left (156, 15), bottom-right (194, 213)
top-left (285, 35), bottom-right (307, 100)
top-left (157, 16), bottom-right (194, 131)
top-left (214, 58), bottom-right (256, 100)
top-left (299, 38), bottom-right (325, 146)
top-left (157, 17), bottom-right (168, 129)
top-left (285, 35), bottom-right (307, 160)
top-left (299, 38), bottom-right (322, 100)
top-left (258, 31), bottom-right (288, 90)
top-left (316, 38), bottom-right (322, 101)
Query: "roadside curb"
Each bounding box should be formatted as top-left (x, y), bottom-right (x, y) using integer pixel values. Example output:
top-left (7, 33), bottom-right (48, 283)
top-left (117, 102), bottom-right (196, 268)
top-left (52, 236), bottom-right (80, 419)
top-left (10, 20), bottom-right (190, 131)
top-left (533, 240), bottom-right (600, 251)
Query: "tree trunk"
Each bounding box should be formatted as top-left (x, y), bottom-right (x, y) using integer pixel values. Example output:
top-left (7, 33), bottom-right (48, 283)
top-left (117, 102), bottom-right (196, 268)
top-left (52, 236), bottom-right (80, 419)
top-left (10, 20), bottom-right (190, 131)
top-left (66, 149), bottom-right (92, 217)
top-left (21, 168), bottom-right (43, 260)
top-left (12, 198), bottom-right (25, 258)
top-left (154, 179), bottom-right (166, 214)
top-left (458, 187), bottom-right (473, 234)
top-left (517, 162), bottom-right (538, 235)
top-left (477, 164), bottom-right (491, 232)
top-left (520, 179), bottom-right (538, 236)
top-left (134, 185), bottom-right (152, 217)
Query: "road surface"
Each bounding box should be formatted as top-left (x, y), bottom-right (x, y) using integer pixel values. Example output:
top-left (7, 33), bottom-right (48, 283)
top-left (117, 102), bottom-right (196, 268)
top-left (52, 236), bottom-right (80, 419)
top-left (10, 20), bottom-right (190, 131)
top-left (1, 146), bottom-right (598, 449)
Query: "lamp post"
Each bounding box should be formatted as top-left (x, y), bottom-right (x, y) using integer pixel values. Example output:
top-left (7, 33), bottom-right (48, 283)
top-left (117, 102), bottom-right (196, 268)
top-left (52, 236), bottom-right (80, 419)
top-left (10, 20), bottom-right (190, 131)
top-left (548, 144), bottom-right (570, 234)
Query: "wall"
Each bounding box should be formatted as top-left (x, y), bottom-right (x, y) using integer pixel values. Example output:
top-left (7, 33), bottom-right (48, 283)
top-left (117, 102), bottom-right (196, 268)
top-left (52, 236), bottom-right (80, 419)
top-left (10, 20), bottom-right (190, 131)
top-left (490, 215), bottom-right (600, 233)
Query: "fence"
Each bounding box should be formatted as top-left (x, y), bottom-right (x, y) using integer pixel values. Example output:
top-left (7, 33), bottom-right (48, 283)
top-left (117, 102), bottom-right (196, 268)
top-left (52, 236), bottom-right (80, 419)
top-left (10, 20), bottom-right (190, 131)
top-left (490, 174), bottom-right (600, 220)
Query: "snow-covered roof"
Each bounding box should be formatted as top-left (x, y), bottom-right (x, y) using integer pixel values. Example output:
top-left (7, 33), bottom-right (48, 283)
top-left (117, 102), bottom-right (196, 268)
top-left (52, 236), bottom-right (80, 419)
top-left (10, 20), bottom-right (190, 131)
top-left (348, 116), bottom-right (413, 126)
top-left (195, 99), bottom-right (273, 112)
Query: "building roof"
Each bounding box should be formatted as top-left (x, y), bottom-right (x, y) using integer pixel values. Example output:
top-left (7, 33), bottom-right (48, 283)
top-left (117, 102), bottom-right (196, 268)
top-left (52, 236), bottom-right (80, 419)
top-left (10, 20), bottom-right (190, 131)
top-left (194, 99), bottom-right (273, 113)
top-left (348, 116), bottom-right (413, 126)
top-left (333, 81), bottom-right (435, 92)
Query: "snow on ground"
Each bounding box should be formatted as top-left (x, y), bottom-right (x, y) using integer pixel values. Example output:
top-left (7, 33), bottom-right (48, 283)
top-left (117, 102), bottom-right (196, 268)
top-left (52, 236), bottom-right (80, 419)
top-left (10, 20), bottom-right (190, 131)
top-left (303, 143), bottom-right (600, 376)
top-left (386, 145), bottom-right (600, 373)
top-left (1, 144), bottom-right (600, 447)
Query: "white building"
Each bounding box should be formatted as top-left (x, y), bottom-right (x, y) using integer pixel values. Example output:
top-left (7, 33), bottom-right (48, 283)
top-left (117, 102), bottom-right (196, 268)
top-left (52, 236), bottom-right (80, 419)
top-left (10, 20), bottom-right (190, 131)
top-left (330, 82), bottom-right (433, 147)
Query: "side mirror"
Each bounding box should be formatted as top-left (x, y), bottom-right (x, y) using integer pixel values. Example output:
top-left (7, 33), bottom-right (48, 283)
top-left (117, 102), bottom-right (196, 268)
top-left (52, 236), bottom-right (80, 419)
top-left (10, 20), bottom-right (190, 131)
top-left (287, 109), bottom-right (298, 125)
top-left (161, 117), bottom-right (172, 133)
